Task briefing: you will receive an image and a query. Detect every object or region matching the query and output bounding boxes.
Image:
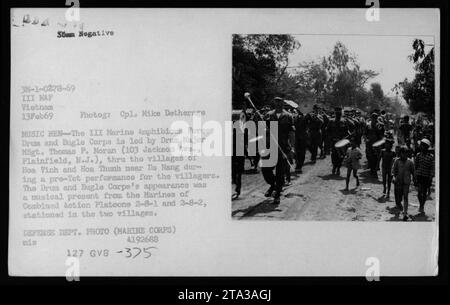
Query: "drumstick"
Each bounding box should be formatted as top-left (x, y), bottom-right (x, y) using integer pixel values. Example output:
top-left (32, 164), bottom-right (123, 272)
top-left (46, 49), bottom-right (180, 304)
top-left (244, 92), bottom-right (265, 121)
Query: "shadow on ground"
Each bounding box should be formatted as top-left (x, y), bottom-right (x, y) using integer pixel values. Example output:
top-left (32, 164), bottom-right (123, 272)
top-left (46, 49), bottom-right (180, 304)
top-left (244, 168), bottom-right (259, 174)
top-left (339, 188), bottom-right (358, 195)
top-left (359, 169), bottom-right (382, 185)
top-left (232, 199), bottom-right (282, 218)
top-left (410, 213), bottom-right (433, 222)
top-left (385, 205), bottom-right (401, 220)
top-left (319, 174), bottom-right (346, 181)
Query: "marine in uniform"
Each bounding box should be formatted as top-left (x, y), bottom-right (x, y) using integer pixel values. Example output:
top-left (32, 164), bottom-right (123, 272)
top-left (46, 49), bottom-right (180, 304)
top-left (261, 97), bottom-right (294, 204)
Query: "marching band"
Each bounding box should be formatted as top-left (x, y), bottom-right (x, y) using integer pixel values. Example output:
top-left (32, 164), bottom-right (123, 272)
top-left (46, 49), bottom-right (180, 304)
top-left (232, 94), bottom-right (435, 221)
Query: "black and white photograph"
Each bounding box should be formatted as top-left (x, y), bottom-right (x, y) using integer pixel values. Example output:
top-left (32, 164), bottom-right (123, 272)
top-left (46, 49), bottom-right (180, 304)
top-left (3, 2), bottom-right (446, 284)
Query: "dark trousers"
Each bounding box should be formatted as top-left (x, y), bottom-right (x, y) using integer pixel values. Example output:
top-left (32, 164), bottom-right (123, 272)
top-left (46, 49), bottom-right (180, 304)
top-left (354, 133), bottom-right (362, 147)
top-left (295, 137), bottom-right (306, 169)
top-left (417, 175), bottom-right (431, 210)
top-left (331, 145), bottom-right (344, 169)
top-left (366, 145), bottom-right (378, 174)
top-left (394, 183), bottom-right (410, 212)
top-left (261, 151), bottom-right (286, 196)
top-left (324, 135), bottom-right (331, 154)
top-left (232, 156), bottom-right (245, 194)
top-left (382, 168), bottom-right (392, 195)
top-left (319, 132), bottom-right (325, 156)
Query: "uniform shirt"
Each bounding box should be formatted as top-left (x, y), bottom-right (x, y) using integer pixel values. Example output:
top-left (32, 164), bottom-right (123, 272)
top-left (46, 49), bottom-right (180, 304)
top-left (345, 117), bottom-right (356, 133)
top-left (414, 152), bottom-right (434, 178)
top-left (365, 122), bottom-right (384, 144)
top-left (321, 113), bottom-right (329, 131)
top-left (413, 126), bottom-right (423, 143)
top-left (293, 113), bottom-right (308, 139)
top-left (399, 123), bottom-right (412, 139)
top-left (328, 118), bottom-right (349, 142)
top-left (264, 109), bottom-right (293, 153)
top-left (306, 113), bottom-right (323, 132)
top-left (392, 158), bottom-right (415, 185)
top-left (344, 147), bottom-right (362, 169)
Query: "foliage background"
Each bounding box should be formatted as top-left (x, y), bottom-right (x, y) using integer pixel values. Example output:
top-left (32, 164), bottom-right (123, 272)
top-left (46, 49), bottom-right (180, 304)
top-left (232, 35), bottom-right (434, 117)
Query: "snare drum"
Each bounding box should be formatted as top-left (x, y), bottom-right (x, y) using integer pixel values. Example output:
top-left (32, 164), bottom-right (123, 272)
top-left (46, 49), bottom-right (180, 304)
top-left (372, 138), bottom-right (386, 148)
top-left (335, 139), bottom-right (350, 148)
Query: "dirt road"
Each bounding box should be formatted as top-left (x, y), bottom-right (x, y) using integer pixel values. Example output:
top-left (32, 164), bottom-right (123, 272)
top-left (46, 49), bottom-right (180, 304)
top-left (232, 147), bottom-right (436, 221)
